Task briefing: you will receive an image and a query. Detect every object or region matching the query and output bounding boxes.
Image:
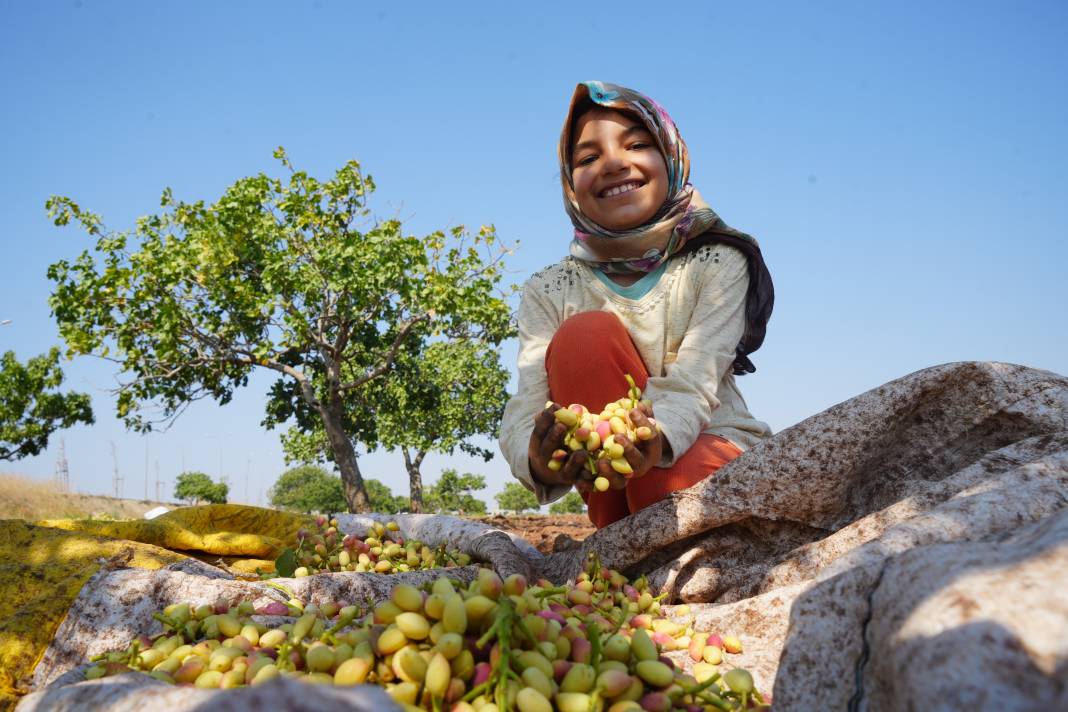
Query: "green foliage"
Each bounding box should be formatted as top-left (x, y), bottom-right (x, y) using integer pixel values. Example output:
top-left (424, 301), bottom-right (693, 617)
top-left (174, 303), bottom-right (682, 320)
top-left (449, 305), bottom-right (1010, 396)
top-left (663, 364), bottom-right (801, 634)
top-left (424, 469), bottom-right (488, 514)
top-left (268, 464), bottom-right (405, 514)
top-left (268, 464), bottom-right (346, 514)
top-left (364, 478), bottom-right (410, 514)
top-left (46, 148), bottom-right (515, 512)
top-left (377, 339), bottom-right (511, 461)
top-left (549, 491), bottom-right (587, 515)
top-left (174, 471), bottom-right (228, 504)
top-left (0, 347), bottom-right (93, 461)
top-left (495, 481), bottom-right (540, 513)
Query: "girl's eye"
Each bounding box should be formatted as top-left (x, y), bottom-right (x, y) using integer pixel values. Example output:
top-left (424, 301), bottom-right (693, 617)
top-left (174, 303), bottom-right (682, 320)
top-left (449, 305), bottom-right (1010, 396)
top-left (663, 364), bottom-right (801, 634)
top-left (576, 155), bottom-right (597, 166)
top-left (630, 141), bottom-right (650, 150)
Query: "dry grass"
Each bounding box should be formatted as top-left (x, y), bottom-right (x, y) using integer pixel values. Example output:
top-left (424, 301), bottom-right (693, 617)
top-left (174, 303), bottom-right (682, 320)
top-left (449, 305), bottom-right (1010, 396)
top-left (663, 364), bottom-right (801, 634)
top-left (0, 474), bottom-right (166, 521)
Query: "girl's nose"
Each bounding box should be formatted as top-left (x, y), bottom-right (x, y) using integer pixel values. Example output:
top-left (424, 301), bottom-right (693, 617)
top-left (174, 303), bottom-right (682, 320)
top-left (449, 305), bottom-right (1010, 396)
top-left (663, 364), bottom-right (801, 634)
top-left (601, 147), bottom-right (629, 173)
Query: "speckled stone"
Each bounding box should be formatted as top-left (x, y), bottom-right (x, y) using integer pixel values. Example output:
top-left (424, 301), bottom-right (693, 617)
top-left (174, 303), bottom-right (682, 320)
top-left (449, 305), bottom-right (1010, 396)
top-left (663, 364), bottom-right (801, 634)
top-left (861, 507), bottom-right (1068, 711)
top-left (16, 672), bottom-right (395, 711)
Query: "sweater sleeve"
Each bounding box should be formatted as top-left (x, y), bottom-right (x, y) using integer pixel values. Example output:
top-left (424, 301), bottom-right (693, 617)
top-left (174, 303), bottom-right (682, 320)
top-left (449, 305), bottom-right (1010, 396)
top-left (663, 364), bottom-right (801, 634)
top-left (498, 279), bottom-right (573, 505)
top-left (641, 246), bottom-right (750, 466)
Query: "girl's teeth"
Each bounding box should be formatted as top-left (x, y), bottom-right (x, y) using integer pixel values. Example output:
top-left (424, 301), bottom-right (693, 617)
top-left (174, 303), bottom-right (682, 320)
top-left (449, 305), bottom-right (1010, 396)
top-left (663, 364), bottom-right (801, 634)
top-left (604, 182), bottom-right (640, 197)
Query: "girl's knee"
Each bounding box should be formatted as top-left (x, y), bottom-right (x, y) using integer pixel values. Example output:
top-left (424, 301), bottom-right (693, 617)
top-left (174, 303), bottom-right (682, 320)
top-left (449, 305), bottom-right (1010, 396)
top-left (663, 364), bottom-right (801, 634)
top-left (554, 311), bottom-right (627, 342)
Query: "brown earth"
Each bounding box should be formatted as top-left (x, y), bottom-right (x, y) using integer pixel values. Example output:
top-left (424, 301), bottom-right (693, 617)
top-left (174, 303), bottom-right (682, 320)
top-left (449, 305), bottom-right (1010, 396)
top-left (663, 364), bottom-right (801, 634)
top-left (473, 513), bottom-right (595, 555)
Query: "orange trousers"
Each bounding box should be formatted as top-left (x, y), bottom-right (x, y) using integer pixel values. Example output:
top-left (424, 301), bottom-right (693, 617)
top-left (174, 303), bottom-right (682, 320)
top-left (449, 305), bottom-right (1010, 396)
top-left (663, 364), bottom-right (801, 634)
top-left (545, 311), bottom-right (742, 529)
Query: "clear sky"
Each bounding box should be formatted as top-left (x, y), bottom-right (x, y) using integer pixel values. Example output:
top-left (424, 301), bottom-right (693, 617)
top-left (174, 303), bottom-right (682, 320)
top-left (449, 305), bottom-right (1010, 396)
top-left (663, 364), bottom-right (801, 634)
top-left (2, 1), bottom-right (1066, 510)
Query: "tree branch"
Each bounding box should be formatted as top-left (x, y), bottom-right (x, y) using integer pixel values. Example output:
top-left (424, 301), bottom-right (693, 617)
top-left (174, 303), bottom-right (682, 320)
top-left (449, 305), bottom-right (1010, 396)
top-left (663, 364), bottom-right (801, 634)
top-left (337, 313), bottom-right (431, 392)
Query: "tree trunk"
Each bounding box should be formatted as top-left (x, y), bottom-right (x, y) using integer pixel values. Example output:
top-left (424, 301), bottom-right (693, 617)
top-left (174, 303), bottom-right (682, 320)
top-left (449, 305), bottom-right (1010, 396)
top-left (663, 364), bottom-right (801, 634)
top-left (308, 354), bottom-right (372, 513)
top-left (403, 449), bottom-right (427, 513)
top-left (319, 402), bottom-right (371, 512)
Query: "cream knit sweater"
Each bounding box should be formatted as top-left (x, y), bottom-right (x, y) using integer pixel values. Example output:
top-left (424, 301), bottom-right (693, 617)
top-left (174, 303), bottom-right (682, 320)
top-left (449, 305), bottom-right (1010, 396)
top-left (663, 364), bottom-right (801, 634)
top-left (499, 242), bottom-right (773, 504)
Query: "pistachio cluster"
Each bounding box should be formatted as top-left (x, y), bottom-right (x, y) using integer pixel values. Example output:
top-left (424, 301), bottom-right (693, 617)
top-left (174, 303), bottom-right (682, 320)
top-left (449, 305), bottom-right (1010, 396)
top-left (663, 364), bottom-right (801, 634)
top-left (548, 375), bottom-right (660, 492)
top-left (269, 517), bottom-right (472, 578)
top-left (85, 553), bottom-right (766, 710)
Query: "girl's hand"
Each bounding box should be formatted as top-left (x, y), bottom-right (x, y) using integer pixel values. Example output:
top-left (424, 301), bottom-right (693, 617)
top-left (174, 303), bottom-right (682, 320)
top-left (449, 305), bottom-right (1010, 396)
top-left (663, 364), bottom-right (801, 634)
top-left (527, 403), bottom-right (592, 489)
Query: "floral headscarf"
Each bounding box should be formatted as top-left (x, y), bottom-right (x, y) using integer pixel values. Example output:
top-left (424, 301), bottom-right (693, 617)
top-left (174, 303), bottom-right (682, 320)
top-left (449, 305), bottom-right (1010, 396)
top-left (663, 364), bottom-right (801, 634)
top-left (560, 81), bottom-right (722, 274)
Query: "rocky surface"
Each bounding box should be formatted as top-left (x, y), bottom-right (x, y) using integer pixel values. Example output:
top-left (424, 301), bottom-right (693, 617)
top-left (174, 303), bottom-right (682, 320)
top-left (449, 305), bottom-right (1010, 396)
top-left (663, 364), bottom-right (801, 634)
top-left (16, 674), bottom-right (392, 711)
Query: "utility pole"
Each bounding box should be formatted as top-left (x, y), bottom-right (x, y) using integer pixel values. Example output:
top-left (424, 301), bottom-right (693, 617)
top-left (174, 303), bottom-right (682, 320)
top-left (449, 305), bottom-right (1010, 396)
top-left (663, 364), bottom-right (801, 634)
top-left (110, 441), bottom-right (123, 498)
top-left (144, 439), bottom-right (149, 500)
top-left (155, 460), bottom-right (162, 502)
top-left (54, 439), bottom-right (70, 492)
top-left (245, 457), bottom-right (251, 504)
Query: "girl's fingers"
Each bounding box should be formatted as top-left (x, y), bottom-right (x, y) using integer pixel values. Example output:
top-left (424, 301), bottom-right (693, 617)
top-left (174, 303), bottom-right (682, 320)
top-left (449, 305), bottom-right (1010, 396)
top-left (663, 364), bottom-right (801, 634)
top-left (532, 407), bottom-right (555, 440)
top-left (561, 449), bottom-right (589, 484)
top-left (596, 456), bottom-right (627, 490)
top-left (538, 422), bottom-right (568, 463)
top-left (575, 455), bottom-right (600, 492)
top-left (618, 435), bottom-right (645, 472)
top-left (629, 407), bottom-right (654, 429)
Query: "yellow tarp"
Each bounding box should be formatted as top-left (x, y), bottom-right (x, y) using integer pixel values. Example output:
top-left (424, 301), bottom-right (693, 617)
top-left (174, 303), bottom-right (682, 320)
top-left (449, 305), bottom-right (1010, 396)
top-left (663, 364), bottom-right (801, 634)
top-left (1, 504), bottom-right (314, 711)
top-left (37, 503), bottom-right (312, 561)
top-left (0, 520), bottom-right (186, 711)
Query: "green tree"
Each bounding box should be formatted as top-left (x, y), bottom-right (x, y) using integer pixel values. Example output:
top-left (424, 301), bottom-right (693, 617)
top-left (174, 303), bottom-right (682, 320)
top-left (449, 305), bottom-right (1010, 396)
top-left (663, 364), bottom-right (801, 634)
top-left (0, 347), bottom-right (93, 461)
top-left (268, 464), bottom-right (346, 513)
top-left (549, 491), bottom-right (586, 515)
top-left (364, 478), bottom-right (409, 514)
top-left (375, 339), bottom-right (510, 512)
top-left (46, 148), bottom-right (513, 512)
top-left (424, 469), bottom-right (488, 514)
top-left (268, 465), bottom-right (404, 514)
top-left (495, 482), bottom-right (539, 513)
top-left (174, 471), bottom-right (228, 504)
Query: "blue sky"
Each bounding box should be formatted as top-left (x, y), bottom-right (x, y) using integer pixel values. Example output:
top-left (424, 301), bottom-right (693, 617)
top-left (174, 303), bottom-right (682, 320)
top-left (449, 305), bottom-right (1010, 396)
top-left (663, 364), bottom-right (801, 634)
top-left (2, 1), bottom-right (1066, 509)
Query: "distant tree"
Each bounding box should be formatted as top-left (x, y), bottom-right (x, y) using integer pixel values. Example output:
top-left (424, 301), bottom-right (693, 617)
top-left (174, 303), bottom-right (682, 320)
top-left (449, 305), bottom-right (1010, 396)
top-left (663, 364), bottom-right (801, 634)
top-left (268, 464), bottom-right (346, 513)
top-left (495, 482), bottom-right (539, 513)
top-left (174, 471), bottom-right (228, 504)
top-left (46, 148), bottom-right (513, 512)
top-left (364, 478), bottom-right (409, 514)
top-left (375, 339), bottom-right (511, 513)
top-left (549, 491), bottom-right (586, 515)
top-left (424, 469), bottom-right (488, 515)
top-left (0, 347), bottom-right (93, 461)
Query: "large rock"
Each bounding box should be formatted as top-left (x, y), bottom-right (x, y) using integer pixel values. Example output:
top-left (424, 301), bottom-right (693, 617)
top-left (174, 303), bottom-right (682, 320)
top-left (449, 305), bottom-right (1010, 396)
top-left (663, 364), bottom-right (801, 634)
top-left (861, 506), bottom-right (1068, 710)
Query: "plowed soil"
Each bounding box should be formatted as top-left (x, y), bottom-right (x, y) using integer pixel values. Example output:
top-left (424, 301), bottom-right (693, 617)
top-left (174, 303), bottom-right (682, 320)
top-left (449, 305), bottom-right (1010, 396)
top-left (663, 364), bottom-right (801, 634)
top-left (474, 514), bottom-right (595, 555)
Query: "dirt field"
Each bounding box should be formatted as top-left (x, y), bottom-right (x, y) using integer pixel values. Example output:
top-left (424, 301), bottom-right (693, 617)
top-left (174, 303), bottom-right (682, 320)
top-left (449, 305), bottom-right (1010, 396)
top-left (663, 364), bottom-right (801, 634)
top-left (474, 513), bottom-right (595, 555)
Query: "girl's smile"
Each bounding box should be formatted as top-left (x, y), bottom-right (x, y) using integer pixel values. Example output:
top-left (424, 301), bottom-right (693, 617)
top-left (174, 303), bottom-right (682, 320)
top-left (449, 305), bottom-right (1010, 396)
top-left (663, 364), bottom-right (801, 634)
top-left (570, 108), bottom-right (669, 232)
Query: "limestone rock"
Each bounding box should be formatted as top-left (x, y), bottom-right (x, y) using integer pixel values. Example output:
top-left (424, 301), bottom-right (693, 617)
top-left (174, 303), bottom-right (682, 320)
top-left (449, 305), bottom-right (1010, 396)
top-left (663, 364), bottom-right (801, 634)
top-left (16, 673), bottom-right (394, 711)
top-left (861, 507), bottom-right (1068, 711)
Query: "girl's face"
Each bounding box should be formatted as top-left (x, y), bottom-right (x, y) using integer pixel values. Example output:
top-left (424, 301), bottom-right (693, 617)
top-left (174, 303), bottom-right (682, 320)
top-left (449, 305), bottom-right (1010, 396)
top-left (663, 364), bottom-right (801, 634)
top-left (570, 108), bottom-right (669, 231)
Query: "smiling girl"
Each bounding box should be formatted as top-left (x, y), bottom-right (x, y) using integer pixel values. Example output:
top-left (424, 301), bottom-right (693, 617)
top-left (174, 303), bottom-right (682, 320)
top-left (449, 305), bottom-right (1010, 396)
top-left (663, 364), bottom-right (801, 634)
top-left (499, 81), bottom-right (774, 529)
